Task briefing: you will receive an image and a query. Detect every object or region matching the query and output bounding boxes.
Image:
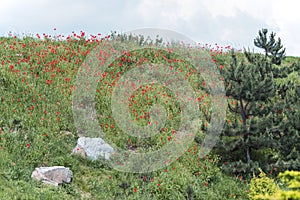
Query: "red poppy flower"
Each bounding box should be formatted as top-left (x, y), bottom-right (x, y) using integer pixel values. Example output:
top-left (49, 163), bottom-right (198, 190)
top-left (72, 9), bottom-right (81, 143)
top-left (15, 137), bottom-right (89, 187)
top-left (46, 80), bottom-right (53, 85)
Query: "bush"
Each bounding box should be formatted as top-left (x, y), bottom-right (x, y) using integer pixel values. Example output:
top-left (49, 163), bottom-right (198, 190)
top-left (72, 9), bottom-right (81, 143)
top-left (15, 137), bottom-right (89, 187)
top-left (249, 170), bottom-right (300, 200)
top-left (248, 168), bottom-right (280, 199)
top-left (270, 171), bottom-right (300, 200)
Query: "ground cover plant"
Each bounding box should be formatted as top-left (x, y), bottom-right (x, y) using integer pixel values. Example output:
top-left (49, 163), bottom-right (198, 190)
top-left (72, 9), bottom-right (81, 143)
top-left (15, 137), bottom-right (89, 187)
top-left (0, 29), bottom-right (299, 199)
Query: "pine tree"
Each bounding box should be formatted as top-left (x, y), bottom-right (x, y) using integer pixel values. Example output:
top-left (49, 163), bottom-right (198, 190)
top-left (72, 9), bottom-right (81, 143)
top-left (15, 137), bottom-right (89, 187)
top-left (217, 49), bottom-right (275, 171)
top-left (275, 69), bottom-right (300, 171)
top-left (253, 29), bottom-right (300, 173)
top-left (254, 28), bottom-right (286, 65)
top-left (214, 29), bottom-right (287, 175)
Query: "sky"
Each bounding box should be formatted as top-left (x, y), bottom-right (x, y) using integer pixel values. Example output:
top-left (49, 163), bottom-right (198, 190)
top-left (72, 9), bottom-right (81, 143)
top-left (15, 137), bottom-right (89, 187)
top-left (1, 0), bottom-right (300, 56)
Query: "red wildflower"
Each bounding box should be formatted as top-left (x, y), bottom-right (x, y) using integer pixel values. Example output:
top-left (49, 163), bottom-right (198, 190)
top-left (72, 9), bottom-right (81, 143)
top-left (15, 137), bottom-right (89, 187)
top-left (46, 80), bottom-right (53, 85)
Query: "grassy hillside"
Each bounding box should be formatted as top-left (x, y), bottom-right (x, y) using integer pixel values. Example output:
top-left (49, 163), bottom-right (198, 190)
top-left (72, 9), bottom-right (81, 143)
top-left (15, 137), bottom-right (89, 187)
top-left (0, 33), bottom-right (298, 199)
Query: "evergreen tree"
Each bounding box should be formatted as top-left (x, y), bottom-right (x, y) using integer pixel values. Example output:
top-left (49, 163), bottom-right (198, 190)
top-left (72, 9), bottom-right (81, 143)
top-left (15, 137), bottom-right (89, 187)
top-left (254, 28), bottom-right (285, 65)
top-left (275, 69), bottom-right (300, 171)
top-left (214, 29), bottom-right (287, 175)
top-left (216, 49), bottom-right (275, 173)
top-left (253, 29), bottom-right (300, 173)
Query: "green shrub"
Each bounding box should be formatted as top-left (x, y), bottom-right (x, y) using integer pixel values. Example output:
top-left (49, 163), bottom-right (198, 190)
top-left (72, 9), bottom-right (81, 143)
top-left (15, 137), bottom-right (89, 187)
top-left (249, 170), bottom-right (300, 200)
top-left (269, 171), bottom-right (300, 200)
top-left (248, 168), bottom-right (280, 199)
top-left (278, 171), bottom-right (300, 190)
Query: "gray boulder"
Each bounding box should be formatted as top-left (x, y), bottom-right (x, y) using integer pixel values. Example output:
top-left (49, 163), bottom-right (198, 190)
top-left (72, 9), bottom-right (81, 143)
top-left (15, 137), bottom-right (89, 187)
top-left (72, 137), bottom-right (114, 160)
top-left (31, 166), bottom-right (73, 186)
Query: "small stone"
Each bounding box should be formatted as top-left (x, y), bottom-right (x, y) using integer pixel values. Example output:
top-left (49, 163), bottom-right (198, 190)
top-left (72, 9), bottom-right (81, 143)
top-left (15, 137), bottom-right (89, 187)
top-left (71, 137), bottom-right (114, 160)
top-left (31, 166), bottom-right (73, 187)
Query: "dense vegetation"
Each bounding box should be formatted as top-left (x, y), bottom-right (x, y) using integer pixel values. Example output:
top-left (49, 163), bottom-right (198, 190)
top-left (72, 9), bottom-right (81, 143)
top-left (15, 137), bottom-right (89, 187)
top-left (0, 29), bottom-right (299, 199)
top-left (213, 29), bottom-right (300, 177)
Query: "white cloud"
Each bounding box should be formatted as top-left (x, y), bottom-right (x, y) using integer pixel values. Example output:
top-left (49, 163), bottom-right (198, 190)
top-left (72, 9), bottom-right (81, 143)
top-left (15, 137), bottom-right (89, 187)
top-left (135, 0), bottom-right (300, 56)
top-left (0, 0), bottom-right (299, 56)
top-left (270, 0), bottom-right (300, 55)
top-left (136, 0), bottom-right (201, 25)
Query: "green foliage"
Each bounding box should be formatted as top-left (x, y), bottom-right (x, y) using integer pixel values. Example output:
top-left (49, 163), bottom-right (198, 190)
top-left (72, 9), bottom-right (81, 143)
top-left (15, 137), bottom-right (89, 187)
top-left (274, 66), bottom-right (300, 172)
top-left (0, 29), bottom-right (298, 199)
top-left (254, 28), bottom-right (286, 65)
top-left (214, 28), bottom-right (300, 178)
top-left (278, 171), bottom-right (300, 190)
top-left (216, 46), bottom-right (277, 173)
top-left (0, 32), bottom-right (249, 199)
top-left (251, 170), bottom-right (300, 200)
top-left (272, 190), bottom-right (300, 200)
top-left (248, 168), bottom-right (280, 199)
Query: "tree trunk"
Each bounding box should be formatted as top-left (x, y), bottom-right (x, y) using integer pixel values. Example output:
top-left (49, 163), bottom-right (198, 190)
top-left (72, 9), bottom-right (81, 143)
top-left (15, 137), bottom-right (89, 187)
top-left (240, 99), bottom-right (251, 165)
top-left (246, 146), bottom-right (251, 165)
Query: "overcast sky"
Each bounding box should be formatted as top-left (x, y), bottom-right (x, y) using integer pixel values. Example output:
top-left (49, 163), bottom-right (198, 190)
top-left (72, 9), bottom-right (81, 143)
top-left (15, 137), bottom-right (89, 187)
top-left (1, 0), bottom-right (299, 56)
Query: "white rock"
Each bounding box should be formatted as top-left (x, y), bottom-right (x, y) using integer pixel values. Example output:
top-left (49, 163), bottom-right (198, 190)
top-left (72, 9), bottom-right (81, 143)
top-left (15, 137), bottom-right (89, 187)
top-left (72, 137), bottom-right (114, 160)
top-left (31, 166), bottom-right (73, 187)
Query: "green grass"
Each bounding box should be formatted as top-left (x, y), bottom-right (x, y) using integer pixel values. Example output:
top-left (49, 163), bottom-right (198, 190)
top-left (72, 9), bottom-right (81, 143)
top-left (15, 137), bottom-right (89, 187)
top-left (0, 33), bottom-right (263, 199)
